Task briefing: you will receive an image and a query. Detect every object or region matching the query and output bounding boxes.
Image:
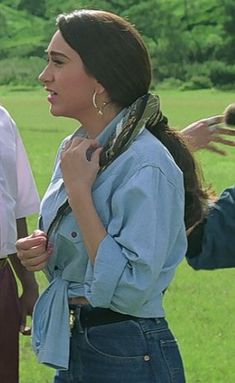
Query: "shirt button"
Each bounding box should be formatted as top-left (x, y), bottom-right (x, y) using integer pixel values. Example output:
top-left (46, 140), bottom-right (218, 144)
top-left (71, 231), bottom-right (77, 238)
top-left (144, 355), bottom-right (150, 361)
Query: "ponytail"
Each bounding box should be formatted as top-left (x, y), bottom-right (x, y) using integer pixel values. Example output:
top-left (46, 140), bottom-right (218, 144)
top-left (146, 117), bottom-right (209, 230)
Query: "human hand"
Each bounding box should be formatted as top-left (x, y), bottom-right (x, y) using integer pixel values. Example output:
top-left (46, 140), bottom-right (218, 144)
top-left (60, 137), bottom-right (102, 194)
top-left (16, 230), bottom-right (51, 272)
top-left (181, 116), bottom-right (235, 155)
top-left (19, 283), bottom-right (39, 335)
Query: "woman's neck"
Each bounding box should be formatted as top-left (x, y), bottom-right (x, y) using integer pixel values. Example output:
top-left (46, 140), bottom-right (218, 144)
top-left (78, 104), bottom-right (122, 138)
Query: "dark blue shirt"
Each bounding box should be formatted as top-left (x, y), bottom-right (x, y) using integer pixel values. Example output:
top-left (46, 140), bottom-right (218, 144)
top-left (186, 186), bottom-right (235, 269)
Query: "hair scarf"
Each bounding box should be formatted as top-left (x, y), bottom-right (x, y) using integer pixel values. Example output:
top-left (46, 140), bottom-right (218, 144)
top-left (46, 92), bottom-right (163, 237)
top-left (99, 92), bottom-right (163, 171)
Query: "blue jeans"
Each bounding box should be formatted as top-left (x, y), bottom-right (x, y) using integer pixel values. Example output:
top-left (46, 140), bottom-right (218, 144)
top-left (54, 315), bottom-right (185, 383)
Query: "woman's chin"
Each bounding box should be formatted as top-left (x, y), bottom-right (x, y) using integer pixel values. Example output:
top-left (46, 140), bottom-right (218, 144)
top-left (49, 106), bottom-right (63, 117)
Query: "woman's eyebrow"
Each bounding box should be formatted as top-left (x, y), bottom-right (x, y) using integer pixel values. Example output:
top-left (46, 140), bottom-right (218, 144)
top-left (45, 50), bottom-right (70, 60)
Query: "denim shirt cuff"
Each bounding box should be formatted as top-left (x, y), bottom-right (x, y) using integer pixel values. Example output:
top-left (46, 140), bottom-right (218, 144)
top-left (85, 234), bottom-right (127, 308)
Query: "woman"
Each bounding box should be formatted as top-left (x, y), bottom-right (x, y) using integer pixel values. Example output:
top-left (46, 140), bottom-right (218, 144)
top-left (17, 10), bottom-right (208, 383)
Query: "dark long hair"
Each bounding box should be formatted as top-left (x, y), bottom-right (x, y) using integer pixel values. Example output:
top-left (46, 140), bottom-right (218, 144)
top-left (57, 9), bottom-right (209, 229)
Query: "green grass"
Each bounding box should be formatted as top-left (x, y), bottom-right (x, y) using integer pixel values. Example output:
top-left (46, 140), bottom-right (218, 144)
top-left (1, 87), bottom-right (235, 383)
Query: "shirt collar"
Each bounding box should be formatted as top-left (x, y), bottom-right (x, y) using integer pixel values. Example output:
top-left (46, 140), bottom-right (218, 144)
top-left (95, 108), bottom-right (126, 146)
top-left (73, 108), bottom-right (127, 147)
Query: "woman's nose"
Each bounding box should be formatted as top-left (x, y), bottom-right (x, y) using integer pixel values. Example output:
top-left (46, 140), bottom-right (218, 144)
top-left (38, 65), bottom-right (53, 83)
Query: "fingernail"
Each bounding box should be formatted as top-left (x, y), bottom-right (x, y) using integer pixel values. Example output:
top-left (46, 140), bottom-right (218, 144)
top-left (47, 243), bottom-right (54, 255)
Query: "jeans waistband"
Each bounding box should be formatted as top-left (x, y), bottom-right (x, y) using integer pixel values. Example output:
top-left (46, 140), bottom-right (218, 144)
top-left (69, 304), bottom-right (150, 329)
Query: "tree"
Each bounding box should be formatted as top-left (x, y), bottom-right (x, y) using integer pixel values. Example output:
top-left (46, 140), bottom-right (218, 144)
top-left (0, 12), bottom-right (7, 38)
top-left (220, 0), bottom-right (235, 63)
top-left (17, 0), bottom-right (46, 17)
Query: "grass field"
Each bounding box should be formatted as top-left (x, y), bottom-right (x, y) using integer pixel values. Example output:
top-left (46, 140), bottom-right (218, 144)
top-left (1, 87), bottom-right (235, 383)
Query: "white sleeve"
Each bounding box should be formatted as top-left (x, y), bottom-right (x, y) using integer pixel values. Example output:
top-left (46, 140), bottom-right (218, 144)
top-left (0, 107), bottom-right (40, 256)
top-left (0, 168), bottom-right (13, 258)
top-left (15, 128), bottom-right (40, 218)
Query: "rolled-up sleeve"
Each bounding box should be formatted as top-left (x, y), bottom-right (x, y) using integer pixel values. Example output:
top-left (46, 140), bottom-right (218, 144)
top-left (85, 166), bottom-right (186, 313)
top-left (186, 186), bottom-right (235, 269)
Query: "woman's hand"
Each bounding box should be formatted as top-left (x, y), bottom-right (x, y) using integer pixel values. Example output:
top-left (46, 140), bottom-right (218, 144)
top-left (60, 137), bottom-right (102, 195)
top-left (16, 230), bottom-right (51, 272)
top-left (181, 116), bottom-right (235, 155)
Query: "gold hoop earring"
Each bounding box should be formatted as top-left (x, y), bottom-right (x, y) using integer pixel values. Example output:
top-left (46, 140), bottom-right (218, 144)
top-left (92, 91), bottom-right (107, 116)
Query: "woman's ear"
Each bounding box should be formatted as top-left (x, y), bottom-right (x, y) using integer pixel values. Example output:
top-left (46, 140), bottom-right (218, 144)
top-left (95, 81), bottom-right (106, 96)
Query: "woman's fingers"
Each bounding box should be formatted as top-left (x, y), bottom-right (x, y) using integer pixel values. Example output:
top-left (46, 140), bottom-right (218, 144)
top-left (61, 137), bottom-right (100, 162)
top-left (22, 261), bottom-right (48, 272)
top-left (20, 251), bottom-right (49, 268)
top-left (18, 245), bottom-right (50, 271)
top-left (62, 137), bottom-right (84, 151)
top-left (91, 146), bottom-right (103, 163)
top-left (16, 235), bottom-right (47, 252)
top-left (68, 137), bottom-right (99, 151)
top-left (31, 229), bottom-right (47, 238)
top-left (16, 230), bottom-right (50, 271)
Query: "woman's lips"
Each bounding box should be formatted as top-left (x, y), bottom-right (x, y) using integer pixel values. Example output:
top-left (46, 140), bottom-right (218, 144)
top-left (47, 91), bottom-right (58, 104)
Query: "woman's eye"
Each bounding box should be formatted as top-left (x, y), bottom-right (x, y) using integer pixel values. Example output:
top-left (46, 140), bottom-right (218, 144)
top-left (45, 56), bottom-right (64, 66)
top-left (52, 59), bottom-right (64, 65)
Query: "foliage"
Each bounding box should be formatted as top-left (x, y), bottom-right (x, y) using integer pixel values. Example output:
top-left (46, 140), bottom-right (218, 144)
top-left (180, 75), bottom-right (212, 91)
top-left (0, 0), bottom-right (235, 88)
top-left (0, 57), bottom-right (45, 86)
top-left (17, 0), bottom-right (46, 17)
top-left (209, 61), bottom-right (235, 88)
top-left (0, 3), bottom-right (46, 58)
top-left (219, 0), bottom-right (235, 64)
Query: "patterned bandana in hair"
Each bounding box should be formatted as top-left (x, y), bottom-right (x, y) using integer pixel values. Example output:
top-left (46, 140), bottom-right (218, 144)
top-left (99, 92), bottom-right (163, 172)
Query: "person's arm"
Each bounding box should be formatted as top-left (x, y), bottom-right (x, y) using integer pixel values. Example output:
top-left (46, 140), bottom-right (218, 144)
top-left (9, 218), bottom-right (39, 334)
top-left (181, 116), bottom-right (235, 155)
top-left (186, 186), bottom-right (235, 269)
top-left (7, 111), bottom-right (40, 333)
top-left (182, 116), bottom-right (235, 269)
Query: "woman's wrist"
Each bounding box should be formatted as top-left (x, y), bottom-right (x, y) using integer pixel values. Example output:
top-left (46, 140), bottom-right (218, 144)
top-left (67, 184), bottom-right (93, 210)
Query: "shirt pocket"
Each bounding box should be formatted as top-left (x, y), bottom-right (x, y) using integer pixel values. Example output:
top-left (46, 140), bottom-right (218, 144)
top-left (55, 219), bottom-right (83, 262)
top-left (53, 217), bottom-right (88, 282)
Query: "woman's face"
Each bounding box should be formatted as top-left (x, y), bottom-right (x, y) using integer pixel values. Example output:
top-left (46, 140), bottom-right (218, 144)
top-left (39, 30), bottom-right (99, 119)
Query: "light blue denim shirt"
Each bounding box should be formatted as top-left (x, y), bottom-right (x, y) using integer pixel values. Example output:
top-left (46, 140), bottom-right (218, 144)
top-left (32, 110), bottom-right (187, 370)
